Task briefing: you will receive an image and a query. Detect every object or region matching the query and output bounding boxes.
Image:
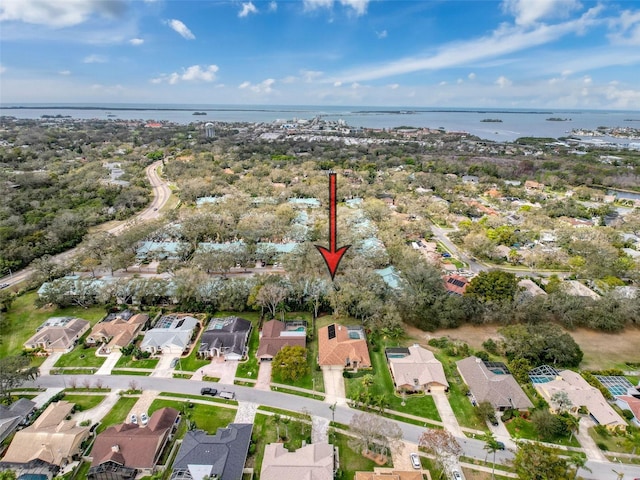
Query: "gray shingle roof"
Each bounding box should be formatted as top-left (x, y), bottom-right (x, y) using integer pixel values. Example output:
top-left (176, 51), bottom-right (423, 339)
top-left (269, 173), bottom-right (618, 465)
top-left (171, 424), bottom-right (253, 480)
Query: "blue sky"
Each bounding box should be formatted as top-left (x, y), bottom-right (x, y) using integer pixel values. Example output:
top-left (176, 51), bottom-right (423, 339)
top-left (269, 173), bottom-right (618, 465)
top-left (1, 0), bottom-right (640, 109)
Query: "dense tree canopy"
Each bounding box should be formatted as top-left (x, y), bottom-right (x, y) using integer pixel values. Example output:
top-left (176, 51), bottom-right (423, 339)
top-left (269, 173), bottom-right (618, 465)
top-left (272, 346), bottom-right (309, 382)
top-left (500, 323), bottom-right (583, 367)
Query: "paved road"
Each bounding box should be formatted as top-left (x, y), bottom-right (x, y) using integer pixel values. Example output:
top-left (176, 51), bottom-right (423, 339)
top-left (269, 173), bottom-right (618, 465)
top-left (0, 161), bottom-right (171, 288)
top-left (28, 374), bottom-right (640, 480)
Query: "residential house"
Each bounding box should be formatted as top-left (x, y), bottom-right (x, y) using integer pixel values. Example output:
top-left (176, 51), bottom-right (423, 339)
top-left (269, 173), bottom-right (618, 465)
top-left (0, 401), bottom-right (89, 469)
top-left (198, 316), bottom-right (252, 361)
top-left (562, 280), bottom-right (600, 300)
top-left (517, 279), bottom-right (547, 297)
top-left (260, 443), bottom-right (335, 480)
top-left (616, 396), bottom-right (640, 427)
top-left (88, 407), bottom-right (179, 479)
top-left (257, 320), bottom-right (306, 361)
top-left (461, 175), bottom-right (479, 184)
top-left (170, 424), bottom-right (252, 480)
top-left (386, 345), bottom-right (449, 393)
top-left (87, 312), bottom-right (148, 353)
top-left (141, 314), bottom-right (199, 355)
top-left (355, 470), bottom-right (423, 480)
top-left (456, 356), bottom-right (533, 411)
top-left (23, 318), bottom-right (90, 353)
top-left (318, 324), bottom-right (371, 371)
top-left (0, 398), bottom-right (36, 444)
top-left (532, 368), bottom-right (627, 430)
top-left (443, 274), bottom-right (468, 296)
top-left (524, 180), bottom-right (545, 191)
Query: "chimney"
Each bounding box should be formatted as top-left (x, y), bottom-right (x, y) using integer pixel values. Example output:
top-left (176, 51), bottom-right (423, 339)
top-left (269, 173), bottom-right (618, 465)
top-left (111, 445), bottom-right (120, 453)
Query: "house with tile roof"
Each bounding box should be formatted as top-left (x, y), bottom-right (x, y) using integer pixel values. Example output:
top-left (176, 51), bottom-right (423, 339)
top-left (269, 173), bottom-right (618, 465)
top-left (456, 356), bottom-right (533, 411)
top-left (616, 396), bottom-right (640, 427)
top-left (88, 407), bottom-right (179, 479)
top-left (198, 316), bottom-right (252, 361)
top-left (87, 312), bottom-right (148, 353)
top-left (257, 320), bottom-right (306, 361)
top-left (533, 369), bottom-right (627, 430)
top-left (141, 314), bottom-right (199, 355)
top-left (0, 398), bottom-right (36, 444)
top-left (260, 443), bottom-right (335, 480)
top-left (23, 318), bottom-right (90, 353)
top-left (443, 274), bottom-right (468, 296)
top-left (169, 424), bottom-right (252, 480)
top-left (0, 401), bottom-right (89, 469)
top-left (386, 345), bottom-right (449, 393)
top-left (318, 324), bottom-right (371, 371)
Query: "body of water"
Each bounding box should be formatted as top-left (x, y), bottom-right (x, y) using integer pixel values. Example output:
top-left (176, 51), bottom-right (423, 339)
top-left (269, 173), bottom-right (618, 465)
top-left (2, 103), bottom-right (640, 142)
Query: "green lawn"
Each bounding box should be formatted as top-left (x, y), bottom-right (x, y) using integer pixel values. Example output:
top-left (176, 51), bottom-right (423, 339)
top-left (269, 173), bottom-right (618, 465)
top-left (236, 320), bottom-right (260, 380)
top-left (63, 394), bottom-right (106, 411)
top-left (0, 291), bottom-right (106, 358)
top-left (55, 346), bottom-right (106, 368)
top-left (97, 396), bottom-right (138, 433)
top-left (505, 416), bottom-right (580, 447)
top-left (148, 399), bottom-right (236, 434)
top-left (176, 344), bottom-right (209, 371)
top-left (345, 345), bottom-right (441, 421)
top-left (330, 430), bottom-right (383, 479)
top-left (114, 355), bottom-right (159, 369)
top-left (248, 412), bottom-right (312, 474)
top-left (589, 426), bottom-right (640, 454)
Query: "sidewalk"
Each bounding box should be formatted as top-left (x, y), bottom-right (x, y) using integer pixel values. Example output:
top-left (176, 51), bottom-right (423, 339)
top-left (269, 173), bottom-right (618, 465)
top-left (576, 417), bottom-right (608, 462)
top-left (74, 390), bottom-right (122, 424)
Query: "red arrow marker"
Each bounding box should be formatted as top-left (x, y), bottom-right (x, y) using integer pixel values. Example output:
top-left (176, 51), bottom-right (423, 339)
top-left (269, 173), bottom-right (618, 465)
top-left (316, 172), bottom-right (350, 280)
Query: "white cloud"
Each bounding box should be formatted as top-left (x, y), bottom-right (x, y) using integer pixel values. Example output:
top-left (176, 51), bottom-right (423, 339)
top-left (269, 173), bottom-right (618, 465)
top-left (58, 70), bottom-right (71, 75)
top-left (496, 76), bottom-right (512, 88)
top-left (167, 19), bottom-right (195, 40)
top-left (388, 83), bottom-right (399, 89)
top-left (269, 1), bottom-right (278, 12)
top-left (129, 38), bottom-right (144, 46)
top-left (84, 54), bottom-right (107, 63)
top-left (502, 0), bottom-right (582, 26)
top-left (239, 78), bottom-right (275, 93)
top-left (152, 65), bottom-right (219, 84)
top-left (0, 0), bottom-right (127, 28)
top-left (351, 82), bottom-right (361, 89)
top-left (0, 64), bottom-right (6, 74)
top-left (457, 78), bottom-right (463, 84)
top-left (331, 5), bottom-right (603, 83)
top-left (608, 9), bottom-right (640, 46)
top-left (376, 30), bottom-right (387, 39)
top-left (303, 0), bottom-right (369, 16)
top-left (302, 70), bottom-right (323, 82)
top-left (439, 81), bottom-right (447, 86)
top-left (334, 81), bottom-right (342, 87)
top-left (468, 72), bottom-right (476, 80)
top-left (239, 2), bottom-right (258, 18)
top-left (583, 75), bottom-right (592, 84)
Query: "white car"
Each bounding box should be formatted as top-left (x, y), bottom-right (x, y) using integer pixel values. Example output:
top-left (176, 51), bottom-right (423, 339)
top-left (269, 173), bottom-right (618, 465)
top-left (410, 452), bottom-right (421, 469)
top-left (452, 471), bottom-right (462, 480)
top-left (140, 413), bottom-right (148, 425)
top-left (130, 414), bottom-right (137, 424)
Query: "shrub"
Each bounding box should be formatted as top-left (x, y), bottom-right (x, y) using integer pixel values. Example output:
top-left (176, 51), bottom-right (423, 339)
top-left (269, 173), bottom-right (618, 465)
top-left (428, 337), bottom-right (450, 349)
top-left (597, 442), bottom-right (608, 451)
top-left (621, 410), bottom-right (634, 420)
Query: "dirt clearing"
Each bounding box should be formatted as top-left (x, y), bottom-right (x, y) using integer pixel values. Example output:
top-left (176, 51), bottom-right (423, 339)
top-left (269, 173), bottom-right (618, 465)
top-left (405, 324), bottom-right (640, 371)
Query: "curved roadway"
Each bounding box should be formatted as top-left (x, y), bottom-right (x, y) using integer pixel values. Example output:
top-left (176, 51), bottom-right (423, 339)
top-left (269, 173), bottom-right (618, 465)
top-left (0, 160), bottom-right (171, 288)
top-left (27, 374), bottom-right (640, 480)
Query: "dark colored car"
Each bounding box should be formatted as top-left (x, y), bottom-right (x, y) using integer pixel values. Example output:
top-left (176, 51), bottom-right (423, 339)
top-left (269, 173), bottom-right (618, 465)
top-left (200, 387), bottom-right (218, 396)
top-left (496, 441), bottom-right (505, 450)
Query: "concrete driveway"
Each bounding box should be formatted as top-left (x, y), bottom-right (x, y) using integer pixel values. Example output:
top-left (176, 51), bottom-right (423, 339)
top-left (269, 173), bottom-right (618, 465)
top-left (391, 440), bottom-right (421, 471)
top-left (321, 366), bottom-right (347, 405)
top-left (95, 352), bottom-right (122, 376)
top-left (195, 357), bottom-right (238, 385)
top-left (151, 353), bottom-right (177, 378)
top-left (256, 361), bottom-right (272, 391)
top-left (432, 390), bottom-right (464, 437)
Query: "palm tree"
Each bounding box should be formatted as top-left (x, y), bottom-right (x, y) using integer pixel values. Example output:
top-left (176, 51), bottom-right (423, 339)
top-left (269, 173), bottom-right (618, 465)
top-left (568, 454), bottom-right (591, 480)
top-left (482, 432), bottom-right (502, 480)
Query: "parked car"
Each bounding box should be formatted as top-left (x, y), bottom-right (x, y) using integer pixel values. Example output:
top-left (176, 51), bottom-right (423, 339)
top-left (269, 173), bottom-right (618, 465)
top-left (170, 357), bottom-right (179, 368)
top-left (130, 414), bottom-right (137, 424)
top-left (410, 452), bottom-right (421, 469)
top-left (218, 391), bottom-right (235, 400)
top-left (200, 387), bottom-right (217, 396)
top-left (140, 413), bottom-right (149, 425)
top-left (452, 471), bottom-right (462, 480)
top-left (442, 252), bottom-right (451, 258)
top-left (496, 441), bottom-right (505, 450)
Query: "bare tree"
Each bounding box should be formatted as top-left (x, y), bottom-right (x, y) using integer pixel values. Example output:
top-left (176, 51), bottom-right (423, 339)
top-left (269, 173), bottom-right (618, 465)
top-left (419, 429), bottom-right (462, 479)
top-left (255, 282), bottom-right (289, 318)
top-left (94, 378), bottom-right (104, 389)
top-left (349, 412), bottom-right (403, 459)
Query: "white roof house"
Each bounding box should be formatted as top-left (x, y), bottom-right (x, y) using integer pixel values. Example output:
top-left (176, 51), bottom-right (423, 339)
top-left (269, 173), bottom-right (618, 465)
top-left (387, 344), bottom-right (449, 392)
top-left (260, 443), bottom-right (335, 480)
top-left (141, 315), bottom-right (199, 355)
